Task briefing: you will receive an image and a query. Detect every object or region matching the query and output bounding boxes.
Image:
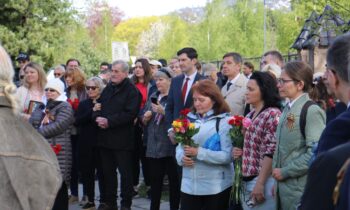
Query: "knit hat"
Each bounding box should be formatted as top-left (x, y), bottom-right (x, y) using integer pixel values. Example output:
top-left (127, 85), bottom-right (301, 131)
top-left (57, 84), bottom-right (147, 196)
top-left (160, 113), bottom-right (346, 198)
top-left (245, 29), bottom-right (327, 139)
top-left (45, 78), bottom-right (65, 94)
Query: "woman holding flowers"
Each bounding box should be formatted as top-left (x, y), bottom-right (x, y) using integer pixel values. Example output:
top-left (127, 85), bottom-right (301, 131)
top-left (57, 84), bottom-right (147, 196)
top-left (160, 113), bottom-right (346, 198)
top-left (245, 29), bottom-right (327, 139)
top-left (175, 80), bottom-right (233, 210)
top-left (272, 61), bottom-right (326, 210)
top-left (232, 72), bottom-right (282, 209)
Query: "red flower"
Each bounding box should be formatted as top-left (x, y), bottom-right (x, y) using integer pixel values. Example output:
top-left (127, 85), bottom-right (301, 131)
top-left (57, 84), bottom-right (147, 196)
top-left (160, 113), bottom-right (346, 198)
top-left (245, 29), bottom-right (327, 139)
top-left (51, 144), bottom-right (62, 155)
top-left (180, 108), bottom-right (191, 117)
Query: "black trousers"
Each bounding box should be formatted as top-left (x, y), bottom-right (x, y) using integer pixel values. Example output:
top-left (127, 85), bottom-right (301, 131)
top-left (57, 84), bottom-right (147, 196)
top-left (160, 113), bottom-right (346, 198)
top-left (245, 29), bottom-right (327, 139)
top-left (149, 157), bottom-right (180, 210)
top-left (79, 146), bottom-right (104, 203)
top-left (70, 134), bottom-right (79, 196)
top-left (99, 147), bottom-right (133, 208)
top-left (52, 182), bottom-right (68, 210)
top-left (180, 187), bottom-right (231, 210)
top-left (133, 124), bottom-right (151, 186)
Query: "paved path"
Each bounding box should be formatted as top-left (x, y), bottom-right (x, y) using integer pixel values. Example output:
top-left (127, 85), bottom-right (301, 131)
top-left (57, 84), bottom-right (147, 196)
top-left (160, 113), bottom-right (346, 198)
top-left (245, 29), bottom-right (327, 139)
top-left (69, 182), bottom-right (170, 210)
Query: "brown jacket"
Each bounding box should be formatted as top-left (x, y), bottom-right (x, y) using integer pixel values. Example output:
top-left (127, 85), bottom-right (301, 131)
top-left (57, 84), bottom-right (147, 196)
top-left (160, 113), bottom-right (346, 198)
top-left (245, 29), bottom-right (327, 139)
top-left (0, 96), bottom-right (62, 210)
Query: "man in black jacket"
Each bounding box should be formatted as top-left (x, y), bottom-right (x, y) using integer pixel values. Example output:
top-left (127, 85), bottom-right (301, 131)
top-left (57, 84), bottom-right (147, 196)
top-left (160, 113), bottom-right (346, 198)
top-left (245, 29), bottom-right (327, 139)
top-left (95, 60), bottom-right (141, 210)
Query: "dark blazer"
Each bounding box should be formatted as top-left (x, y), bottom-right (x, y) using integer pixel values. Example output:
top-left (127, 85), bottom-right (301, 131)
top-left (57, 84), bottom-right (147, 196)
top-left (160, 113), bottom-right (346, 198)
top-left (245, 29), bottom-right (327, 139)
top-left (95, 78), bottom-right (141, 150)
top-left (299, 142), bottom-right (350, 210)
top-left (326, 102), bottom-right (347, 124)
top-left (165, 72), bottom-right (204, 128)
top-left (316, 107), bottom-right (350, 155)
top-left (335, 162), bottom-right (350, 210)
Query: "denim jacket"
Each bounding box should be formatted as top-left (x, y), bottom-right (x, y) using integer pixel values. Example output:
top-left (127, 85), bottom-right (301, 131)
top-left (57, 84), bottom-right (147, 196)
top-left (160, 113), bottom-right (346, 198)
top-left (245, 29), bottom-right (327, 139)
top-left (176, 110), bottom-right (234, 195)
top-left (0, 96), bottom-right (62, 210)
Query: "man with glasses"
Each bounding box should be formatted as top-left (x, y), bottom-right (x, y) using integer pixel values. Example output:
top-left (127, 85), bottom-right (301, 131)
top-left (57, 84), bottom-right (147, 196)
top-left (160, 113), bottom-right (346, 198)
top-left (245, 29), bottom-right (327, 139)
top-left (299, 33), bottom-right (350, 210)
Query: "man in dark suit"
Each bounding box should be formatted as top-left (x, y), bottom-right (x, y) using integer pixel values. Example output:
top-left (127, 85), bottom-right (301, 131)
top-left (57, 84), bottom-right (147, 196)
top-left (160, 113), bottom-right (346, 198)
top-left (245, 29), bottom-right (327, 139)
top-left (299, 142), bottom-right (350, 210)
top-left (316, 33), bottom-right (350, 155)
top-left (299, 33), bottom-right (350, 210)
top-left (165, 47), bottom-right (204, 129)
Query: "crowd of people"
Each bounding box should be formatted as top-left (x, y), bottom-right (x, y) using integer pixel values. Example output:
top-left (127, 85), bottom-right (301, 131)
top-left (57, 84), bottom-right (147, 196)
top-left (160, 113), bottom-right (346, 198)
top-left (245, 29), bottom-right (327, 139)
top-left (0, 33), bottom-right (350, 210)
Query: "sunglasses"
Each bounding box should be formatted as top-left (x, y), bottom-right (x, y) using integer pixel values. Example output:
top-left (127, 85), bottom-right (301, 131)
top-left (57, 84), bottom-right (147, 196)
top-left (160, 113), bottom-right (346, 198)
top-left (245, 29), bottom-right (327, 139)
top-left (54, 73), bottom-right (62, 77)
top-left (45, 88), bottom-right (57, 93)
top-left (86, 86), bottom-right (98, 91)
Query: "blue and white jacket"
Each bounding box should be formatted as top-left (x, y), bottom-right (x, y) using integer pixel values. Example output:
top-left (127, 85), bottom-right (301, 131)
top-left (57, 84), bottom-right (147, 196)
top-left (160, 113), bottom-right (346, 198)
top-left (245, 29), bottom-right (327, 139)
top-left (176, 110), bottom-right (234, 195)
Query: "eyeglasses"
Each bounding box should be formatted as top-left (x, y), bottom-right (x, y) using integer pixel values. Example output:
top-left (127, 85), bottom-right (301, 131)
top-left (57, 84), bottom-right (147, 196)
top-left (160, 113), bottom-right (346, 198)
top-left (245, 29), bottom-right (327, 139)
top-left (19, 75), bottom-right (25, 79)
top-left (54, 73), bottom-right (62, 77)
top-left (45, 88), bottom-right (57, 93)
top-left (86, 86), bottom-right (98, 91)
top-left (277, 78), bottom-right (295, 85)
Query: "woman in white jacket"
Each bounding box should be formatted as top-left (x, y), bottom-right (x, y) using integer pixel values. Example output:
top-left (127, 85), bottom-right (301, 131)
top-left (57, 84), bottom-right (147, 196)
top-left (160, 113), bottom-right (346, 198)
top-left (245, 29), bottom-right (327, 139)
top-left (176, 80), bottom-right (233, 210)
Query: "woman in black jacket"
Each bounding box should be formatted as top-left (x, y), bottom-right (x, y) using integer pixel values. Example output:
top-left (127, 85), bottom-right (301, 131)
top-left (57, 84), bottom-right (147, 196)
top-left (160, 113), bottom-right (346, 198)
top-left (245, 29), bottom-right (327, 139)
top-left (75, 77), bottom-right (105, 210)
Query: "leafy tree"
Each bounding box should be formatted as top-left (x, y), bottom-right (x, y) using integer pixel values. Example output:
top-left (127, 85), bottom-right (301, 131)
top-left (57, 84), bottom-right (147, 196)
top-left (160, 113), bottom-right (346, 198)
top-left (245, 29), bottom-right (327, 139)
top-left (0, 0), bottom-right (74, 69)
top-left (112, 16), bottom-right (160, 56)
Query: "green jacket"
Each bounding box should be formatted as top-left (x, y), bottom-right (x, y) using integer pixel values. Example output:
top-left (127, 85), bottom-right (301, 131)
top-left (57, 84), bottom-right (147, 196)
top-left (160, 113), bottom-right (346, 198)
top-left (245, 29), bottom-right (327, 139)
top-left (272, 94), bottom-right (326, 210)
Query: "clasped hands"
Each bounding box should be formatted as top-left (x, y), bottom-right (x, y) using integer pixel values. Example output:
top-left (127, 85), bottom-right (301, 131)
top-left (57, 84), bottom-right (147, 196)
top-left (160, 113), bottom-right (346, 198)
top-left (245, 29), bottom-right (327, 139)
top-left (96, 117), bottom-right (109, 129)
top-left (182, 146), bottom-right (198, 167)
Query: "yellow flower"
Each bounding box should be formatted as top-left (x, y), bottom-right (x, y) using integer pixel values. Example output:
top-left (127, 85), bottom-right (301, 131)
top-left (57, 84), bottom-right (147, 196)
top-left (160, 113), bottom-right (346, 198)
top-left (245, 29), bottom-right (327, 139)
top-left (172, 120), bottom-right (182, 128)
top-left (189, 123), bottom-right (195, 129)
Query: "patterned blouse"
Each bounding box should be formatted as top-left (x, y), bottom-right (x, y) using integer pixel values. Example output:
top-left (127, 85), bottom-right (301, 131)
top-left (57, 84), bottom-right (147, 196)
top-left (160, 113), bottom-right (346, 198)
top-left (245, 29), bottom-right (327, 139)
top-left (242, 107), bottom-right (281, 177)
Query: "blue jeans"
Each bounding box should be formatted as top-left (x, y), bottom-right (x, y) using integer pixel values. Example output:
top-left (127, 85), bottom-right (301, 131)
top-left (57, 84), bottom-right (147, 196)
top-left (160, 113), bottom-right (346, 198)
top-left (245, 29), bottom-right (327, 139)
top-left (241, 176), bottom-right (275, 210)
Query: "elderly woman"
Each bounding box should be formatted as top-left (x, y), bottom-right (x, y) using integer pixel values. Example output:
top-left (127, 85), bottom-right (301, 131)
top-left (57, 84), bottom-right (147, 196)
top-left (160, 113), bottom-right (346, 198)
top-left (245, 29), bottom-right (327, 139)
top-left (176, 80), bottom-right (233, 210)
top-left (16, 62), bottom-right (47, 119)
top-left (143, 68), bottom-right (180, 210)
top-left (0, 45), bottom-right (62, 210)
top-left (272, 61), bottom-right (326, 210)
top-left (75, 77), bottom-right (106, 210)
top-left (64, 67), bottom-right (88, 202)
top-left (233, 72), bottom-right (282, 210)
top-left (35, 78), bottom-right (74, 210)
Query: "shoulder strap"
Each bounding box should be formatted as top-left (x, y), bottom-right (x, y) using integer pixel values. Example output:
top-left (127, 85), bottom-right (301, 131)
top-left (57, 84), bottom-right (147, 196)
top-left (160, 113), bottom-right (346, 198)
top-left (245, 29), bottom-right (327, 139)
top-left (216, 117), bottom-right (221, 133)
top-left (300, 100), bottom-right (316, 140)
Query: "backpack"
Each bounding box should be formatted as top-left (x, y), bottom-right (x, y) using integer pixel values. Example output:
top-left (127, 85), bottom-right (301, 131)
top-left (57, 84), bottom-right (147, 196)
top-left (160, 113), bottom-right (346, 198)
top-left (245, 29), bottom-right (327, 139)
top-left (300, 100), bottom-right (317, 140)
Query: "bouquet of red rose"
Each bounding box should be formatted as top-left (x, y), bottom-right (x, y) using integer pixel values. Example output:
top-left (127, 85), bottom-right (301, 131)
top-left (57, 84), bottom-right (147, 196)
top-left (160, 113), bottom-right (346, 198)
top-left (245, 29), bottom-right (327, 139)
top-left (228, 115), bottom-right (252, 204)
top-left (172, 108), bottom-right (199, 147)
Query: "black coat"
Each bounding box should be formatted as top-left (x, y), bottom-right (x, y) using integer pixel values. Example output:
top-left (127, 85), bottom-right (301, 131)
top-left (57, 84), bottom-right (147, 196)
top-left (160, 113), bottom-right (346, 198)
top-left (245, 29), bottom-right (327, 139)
top-left (95, 78), bottom-right (141, 150)
top-left (75, 99), bottom-right (98, 149)
top-left (299, 142), bottom-right (350, 210)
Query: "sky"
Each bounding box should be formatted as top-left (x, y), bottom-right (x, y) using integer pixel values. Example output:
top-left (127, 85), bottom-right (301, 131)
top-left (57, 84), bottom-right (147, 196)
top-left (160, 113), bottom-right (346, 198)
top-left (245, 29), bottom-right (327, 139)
top-left (72, 0), bottom-right (208, 18)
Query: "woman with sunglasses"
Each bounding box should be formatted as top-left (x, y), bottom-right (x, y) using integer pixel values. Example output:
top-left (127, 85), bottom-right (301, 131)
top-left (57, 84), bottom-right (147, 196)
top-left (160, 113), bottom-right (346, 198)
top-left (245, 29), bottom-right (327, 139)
top-left (75, 77), bottom-right (106, 210)
top-left (64, 67), bottom-right (88, 203)
top-left (36, 78), bottom-right (74, 210)
top-left (16, 62), bottom-right (47, 120)
top-left (272, 61), bottom-right (326, 210)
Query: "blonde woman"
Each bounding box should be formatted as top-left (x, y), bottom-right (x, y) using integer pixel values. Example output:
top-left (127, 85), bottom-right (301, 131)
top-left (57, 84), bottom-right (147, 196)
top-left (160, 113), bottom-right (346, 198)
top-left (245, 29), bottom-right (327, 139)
top-left (16, 62), bottom-right (47, 119)
top-left (0, 45), bottom-right (62, 209)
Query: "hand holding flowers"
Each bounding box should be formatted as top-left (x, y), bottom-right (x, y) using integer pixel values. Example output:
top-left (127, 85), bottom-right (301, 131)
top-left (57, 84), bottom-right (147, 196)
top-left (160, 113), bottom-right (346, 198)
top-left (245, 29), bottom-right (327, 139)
top-left (171, 108), bottom-right (199, 147)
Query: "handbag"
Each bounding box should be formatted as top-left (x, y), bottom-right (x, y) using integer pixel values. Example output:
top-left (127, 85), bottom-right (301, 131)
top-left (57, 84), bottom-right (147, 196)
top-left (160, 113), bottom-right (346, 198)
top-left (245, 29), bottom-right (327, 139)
top-left (202, 118), bottom-right (221, 151)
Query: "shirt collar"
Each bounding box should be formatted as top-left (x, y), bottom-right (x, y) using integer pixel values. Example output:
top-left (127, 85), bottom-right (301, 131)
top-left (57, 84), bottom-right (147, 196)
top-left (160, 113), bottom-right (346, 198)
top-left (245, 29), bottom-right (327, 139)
top-left (288, 93), bottom-right (306, 109)
top-left (185, 71), bottom-right (197, 81)
top-left (229, 73), bottom-right (240, 85)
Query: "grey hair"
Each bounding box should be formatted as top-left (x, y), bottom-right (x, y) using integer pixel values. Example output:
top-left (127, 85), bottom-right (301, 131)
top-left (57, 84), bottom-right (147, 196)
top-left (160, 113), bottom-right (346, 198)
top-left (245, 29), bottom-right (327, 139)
top-left (327, 33), bottom-right (350, 83)
top-left (86, 76), bottom-right (106, 94)
top-left (112, 60), bottom-right (129, 73)
top-left (0, 45), bottom-right (19, 113)
top-left (202, 63), bottom-right (218, 76)
top-left (153, 67), bottom-right (173, 80)
top-left (54, 65), bottom-right (65, 72)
